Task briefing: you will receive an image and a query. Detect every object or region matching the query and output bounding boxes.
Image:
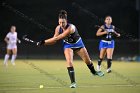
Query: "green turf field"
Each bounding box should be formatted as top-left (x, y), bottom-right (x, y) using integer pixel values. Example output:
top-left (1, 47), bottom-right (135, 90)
top-left (0, 59), bottom-right (140, 93)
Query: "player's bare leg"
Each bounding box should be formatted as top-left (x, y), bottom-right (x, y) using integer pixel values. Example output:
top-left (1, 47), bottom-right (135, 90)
top-left (106, 48), bottom-right (114, 73)
top-left (11, 48), bottom-right (17, 66)
top-left (4, 49), bottom-right (11, 66)
top-left (64, 48), bottom-right (76, 88)
top-left (97, 48), bottom-right (106, 71)
top-left (76, 47), bottom-right (104, 76)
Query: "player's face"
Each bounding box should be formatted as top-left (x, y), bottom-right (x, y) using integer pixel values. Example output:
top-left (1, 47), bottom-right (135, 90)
top-left (10, 26), bottom-right (16, 33)
top-left (105, 16), bottom-right (112, 25)
top-left (59, 18), bottom-right (67, 28)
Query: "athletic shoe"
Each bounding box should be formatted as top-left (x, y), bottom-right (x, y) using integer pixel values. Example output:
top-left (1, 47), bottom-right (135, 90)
top-left (95, 71), bottom-right (104, 77)
top-left (97, 65), bottom-right (101, 71)
top-left (107, 68), bottom-right (111, 73)
top-left (11, 62), bottom-right (15, 66)
top-left (70, 82), bottom-right (76, 88)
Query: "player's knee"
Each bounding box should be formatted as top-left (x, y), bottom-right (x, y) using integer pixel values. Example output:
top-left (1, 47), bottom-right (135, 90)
top-left (84, 59), bottom-right (92, 65)
top-left (67, 61), bottom-right (73, 67)
top-left (13, 53), bottom-right (17, 55)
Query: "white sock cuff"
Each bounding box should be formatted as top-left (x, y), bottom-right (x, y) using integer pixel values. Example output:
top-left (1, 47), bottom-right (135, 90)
top-left (12, 54), bottom-right (17, 57)
top-left (5, 54), bottom-right (10, 57)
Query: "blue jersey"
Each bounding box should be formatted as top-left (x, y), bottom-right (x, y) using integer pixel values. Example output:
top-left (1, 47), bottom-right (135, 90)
top-left (99, 24), bottom-right (115, 50)
top-left (59, 23), bottom-right (85, 50)
top-left (101, 24), bottom-right (115, 41)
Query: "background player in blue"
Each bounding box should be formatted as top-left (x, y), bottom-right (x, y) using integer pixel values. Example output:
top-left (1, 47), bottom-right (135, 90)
top-left (96, 16), bottom-right (120, 73)
top-left (37, 10), bottom-right (104, 88)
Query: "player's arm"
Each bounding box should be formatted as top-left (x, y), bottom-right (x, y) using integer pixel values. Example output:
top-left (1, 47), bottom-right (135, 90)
top-left (37, 26), bottom-right (59, 46)
top-left (112, 26), bottom-right (121, 37)
top-left (4, 33), bottom-right (9, 44)
top-left (96, 25), bottom-right (108, 36)
top-left (42, 26), bottom-right (60, 45)
top-left (53, 26), bottom-right (60, 37)
top-left (17, 38), bottom-right (21, 43)
top-left (4, 37), bottom-right (9, 44)
top-left (43, 26), bottom-right (72, 45)
top-left (53, 25), bottom-right (73, 40)
top-left (37, 25), bottom-right (72, 46)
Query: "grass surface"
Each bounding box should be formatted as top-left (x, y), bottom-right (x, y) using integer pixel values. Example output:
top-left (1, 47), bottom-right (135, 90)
top-left (0, 59), bottom-right (140, 93)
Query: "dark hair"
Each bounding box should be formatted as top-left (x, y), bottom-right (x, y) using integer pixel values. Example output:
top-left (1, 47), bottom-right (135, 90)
top-left (105, 15), bottom-right (112, 20)
top-left (59, 10), bottom-right (67, 19)
top-left (10, 25), bottom-right (16, 29)
top-left (11, 25), bottom-right (16, 27)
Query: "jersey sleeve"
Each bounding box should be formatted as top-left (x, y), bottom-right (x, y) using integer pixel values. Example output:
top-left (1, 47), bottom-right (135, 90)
top-left (101, 25), bottom-right (105, 29)
top-left (100, 25), bottom-right (105, 31)
top-left (6, 33), bottom-right (10, 38)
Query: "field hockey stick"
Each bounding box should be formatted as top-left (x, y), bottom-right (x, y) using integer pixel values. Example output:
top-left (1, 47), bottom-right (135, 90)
top-left (22, 35), bottom-right (38, 45)
top-left (22, 35), bottom-right (45, 46)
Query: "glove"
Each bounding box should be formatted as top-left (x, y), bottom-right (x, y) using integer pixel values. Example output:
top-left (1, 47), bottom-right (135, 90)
top-left (18, 40), bottom-right (21, 43)
top-left (37, 40), bottom-right (45, 46)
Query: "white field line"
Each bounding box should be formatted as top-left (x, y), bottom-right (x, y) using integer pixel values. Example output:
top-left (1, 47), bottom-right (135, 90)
top-left (0, 84), bottom-right (140, 91)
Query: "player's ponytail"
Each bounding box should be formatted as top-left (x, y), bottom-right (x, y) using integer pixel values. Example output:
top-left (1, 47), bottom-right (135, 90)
top-left (59, 10), bottom-right (67, 19)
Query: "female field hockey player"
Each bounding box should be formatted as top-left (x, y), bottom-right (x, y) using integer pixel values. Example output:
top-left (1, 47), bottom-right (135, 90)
top-left (96, 16), bottom-right (120, 73)
top-left (37, 10), bottom-right (104, 88)
top-left (4, 25), bottom-right (21, 66)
